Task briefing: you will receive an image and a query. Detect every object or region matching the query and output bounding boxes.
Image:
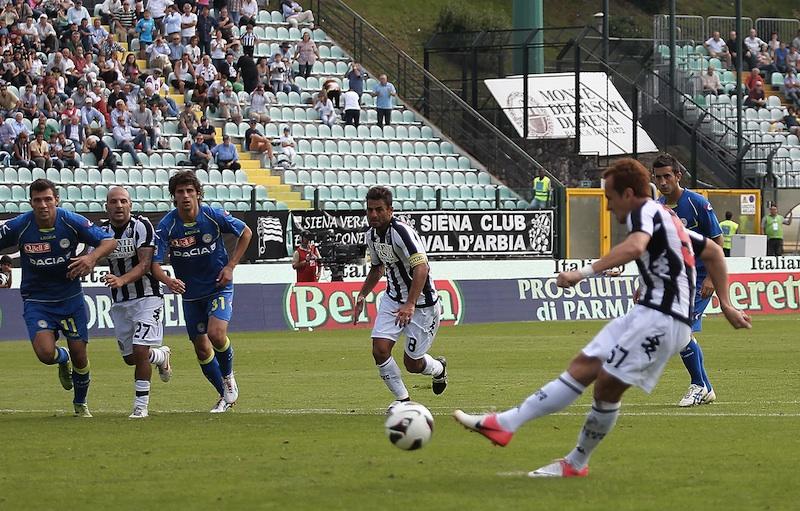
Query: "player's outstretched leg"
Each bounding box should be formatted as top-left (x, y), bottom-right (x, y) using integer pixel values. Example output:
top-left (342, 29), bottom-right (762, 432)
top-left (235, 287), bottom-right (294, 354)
top-left (403, 353), bottom-right (446, 394)
top-left (151, 346), bottom-right (172, 383)
top-left (678, 338), bottom-right (713, 407)
top-left (67, 340), bottom-right (91, 417)
top-left (31, 334), bottom-right (74, 391)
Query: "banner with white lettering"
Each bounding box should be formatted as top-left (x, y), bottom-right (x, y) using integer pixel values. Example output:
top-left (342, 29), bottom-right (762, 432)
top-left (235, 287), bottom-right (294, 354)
top-left (484, 72), bottom-right (658, 156)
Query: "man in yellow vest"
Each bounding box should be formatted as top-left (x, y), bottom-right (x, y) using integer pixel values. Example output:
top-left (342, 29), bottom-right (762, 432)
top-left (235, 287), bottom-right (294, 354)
top-left (531, 168), bottom-right (551, 209)
top-left (761, 204), bottom-right (793, 256)
top-left (719, 211), bottom-right (739, 257)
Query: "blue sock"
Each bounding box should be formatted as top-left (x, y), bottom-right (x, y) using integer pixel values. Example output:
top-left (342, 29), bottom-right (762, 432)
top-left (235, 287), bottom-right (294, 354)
top-left (214, 337), bottom-right (234, 377)
top-left (72, 364), bottom-right (90, 404)
top-left (697, 342), bottom-right (713, 391)
top-left (680, 338), bottom-right (706, 387)
top-left (199, 353), bottom-right (225, 396)
top-left (53, 347), bottom-right (69, 365)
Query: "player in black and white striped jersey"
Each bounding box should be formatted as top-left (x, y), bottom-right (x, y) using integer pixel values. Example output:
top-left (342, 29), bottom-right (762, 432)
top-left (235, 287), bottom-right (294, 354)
top-left (352, 186), bottom-right (448, 412)
top-left (102, 187), bottom-right (172, 419)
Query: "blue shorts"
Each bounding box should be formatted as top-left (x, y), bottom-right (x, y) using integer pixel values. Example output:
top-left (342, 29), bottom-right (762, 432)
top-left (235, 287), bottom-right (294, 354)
top-left (182, 290), bottom-right (234, 340)
top-left (691, 290), bottom-right (712, 333)
top-left (24, 294), bottom-right (89, 343)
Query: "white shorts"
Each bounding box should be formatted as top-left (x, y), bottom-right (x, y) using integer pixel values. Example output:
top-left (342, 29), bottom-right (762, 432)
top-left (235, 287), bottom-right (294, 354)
top-left (371, 293), bottom-right (441, 360)
top-left (582, 305), bottom-right (691, 393)
top-left (110, 296), bottom-right (165, 357)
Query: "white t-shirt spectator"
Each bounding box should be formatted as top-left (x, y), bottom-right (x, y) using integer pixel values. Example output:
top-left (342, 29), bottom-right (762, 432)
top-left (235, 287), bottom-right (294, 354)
top-left (745, 35), bottom-right (766, 54)
top-left (705, 37), bottom-right (727, 53)
top-left (342, 90), bottom-right (360, 111)
top-left (181, 12), bottom-right (197, 39)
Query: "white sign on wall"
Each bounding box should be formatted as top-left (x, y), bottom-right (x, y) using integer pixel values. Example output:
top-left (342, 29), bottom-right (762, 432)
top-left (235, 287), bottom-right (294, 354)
top-left (484, 72), bottom-right (658, 156)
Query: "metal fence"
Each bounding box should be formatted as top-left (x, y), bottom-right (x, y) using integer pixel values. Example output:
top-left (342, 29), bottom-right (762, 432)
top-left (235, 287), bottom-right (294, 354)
top-left (706, 16), bottom-right (755, 40)
top-left (653, 15), bottom-right (705, 48)
top-left (755, 18), bottom-right (800, 47)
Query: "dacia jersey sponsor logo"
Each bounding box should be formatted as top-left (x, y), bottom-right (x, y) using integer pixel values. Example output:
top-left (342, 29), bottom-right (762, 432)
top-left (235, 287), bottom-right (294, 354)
top-left (29, 255), bottom-right (69, 266)
top-left (170, 236), bottom-right (196, 248)
top-left (24, 242), bottom-right (51, 254)
top-left (173, 242), bottom-right (216, 257)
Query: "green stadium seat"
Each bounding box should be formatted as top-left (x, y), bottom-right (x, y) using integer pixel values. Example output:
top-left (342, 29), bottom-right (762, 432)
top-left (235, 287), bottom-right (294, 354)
top-left (116, 169), bottom-right (129, 184)
top-left (32, 168), bottom-right (46, 181)
top-left (129, 168), bottom-right (142, 183)
top-left (0, 185), bottom-right (10, 200)
top-left (215, 185), bottom-right (230, 201)
top-left (46, 168), bottom-right (60, 182)
top-left (229, 186), bottom-right (243, 201)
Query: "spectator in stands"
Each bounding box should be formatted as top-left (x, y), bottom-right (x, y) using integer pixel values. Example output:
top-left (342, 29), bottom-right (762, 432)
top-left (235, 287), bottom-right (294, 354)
top-left (0, 255), bottom-right (11, 288)
top-left (767, 32), bottom-right (780, 56)
top-left (220, 51), bottom-right (239, 85)
top-left (256, 56), bottom-right (270, 88)
top-left (110, 98), bottom-right (128, 127)
top-left (756, 47), bottom-right (777, 76)
top-left (745, 67), bottom-right (762, 92)
top-left (279, 125), bottom-right (296, 165)
top-left (131, 100), bottom-right (158, 150)
top-left (167, 32), bottom-right (185, 68)
top-left (11, 131), bottom-right (35, 167)
top-left (240, 0), bottom-right (258, 27)
top-left (217, 7), bottom-right (235, 41)
top-left (135, 10), bottom-right (156, 59)
top-left (240, 23), bottom-right (257, 58)
top-left (180, 3), bottom-right (197, 45)
top-left (0, 82), bottom-right (18, 118)
top-left (701, 65), bottom-right (723, 96)
top-left (29, 131), bottom-right (50, 169)
top-left (193, 75), bottom-right (210, 110)
top-left (81, 97), bottom-right (105, 138)
top-left (196, 6), bottom-right (216, 56)
top-left (56, 131), bottom-right (80, 169)
top-left (345, 62), bottom-right (365, 98)
top-left (341, 88), bottom-right (360, 127)
top-left (172, 53), bottom-right (195, 94)
top-left (163, 3), bottom-right (181, 36)
top-left (704, 31), bottom-right (731, 69)
top-left (34, 113), bottom-right (58, 141)
top-left (792, 30), bottom-right (800, 51)
top-left (787, 46), bottom-right (800, 73)
top-left (218, 83), bottom-right (242, 123)
top-left (19, 83), bottom-right (37, 119)
top-left (243, 118), bottom-right (274, 162)
top-left (212, 134), bottom-right (241, 171)
top-left (777, 105), bottom-right (800, 136)
top-left (744, 28), bottom-right (766, 69)
top-left (147, 35), bottom-right (171, 73)
top-left (371, 74), bottom-right (397, 128)
top-left (113, 1), bottom-right (137, 44)
top-left (147, 0), bottom-right (169, 31)
top-left (178, 101), bottom-right (198, 136)
top-left (66, 0), bottom-right (89, 26)
top-left (314, 91), bottom-right (336, 127)
top-left (774, 41), bottom-right (789, 74)
top-left (784, 69), bottom-right (800, 108)
top-left (197, 115), bottom-right (216, 148)
top-left (745, 80), bottom-right (767, 109)
top-left (269, 53), bottom-right (289, 93)
top-left (227, 0), bottom-right (242, 26)
top-left (98, 0), bottom-right (122, 25)
top-left (247, 83), bottom-right (272, 123)
top-left (190, 131), bottom-right (212, 170)
top-left (207, 74), bottom-right (224, 111)
top-left (10, 112), bottom-right (30, 138)
top-left (726, 30), bottom-right (749, 70)
top-left (295, 31), bottom-right (318, 79)
top-left (322, 78), bottom-right (341, 109)
top-left (37, 14), bottom-right (58, 52)
top-left (237, 53), bottom-right (258, 93)
top-left (0, 120), bottom-right (14, 153)
top-left (64, 115), bottom-right (85, 146)
top-left (211, 30), bottom-right (228, 70)
top-left (113, 115), bottom-right (151, 165)
top-left (281, 0), bottom-right (314, 29)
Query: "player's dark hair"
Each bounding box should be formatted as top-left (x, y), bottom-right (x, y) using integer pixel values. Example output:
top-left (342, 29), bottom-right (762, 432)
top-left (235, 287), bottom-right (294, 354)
top-left (603, 159), bottom-right (651, 198)
top-left (168, 170), bottom-right (203, 199)
top-left (0, 255), bottom-right (11, 266)
top-left (366, 186), bottom-right (393, 207)
top-left (725, 211), bottom-right (733, 220)
top-left (29, 178), bottom-right (58, 198)
top-left (652, 153), bottom-right (680, 173)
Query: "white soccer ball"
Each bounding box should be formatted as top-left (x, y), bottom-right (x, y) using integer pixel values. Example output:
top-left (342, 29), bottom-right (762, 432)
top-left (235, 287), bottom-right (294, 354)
top-left (384, 401), bottom-right (434, 450)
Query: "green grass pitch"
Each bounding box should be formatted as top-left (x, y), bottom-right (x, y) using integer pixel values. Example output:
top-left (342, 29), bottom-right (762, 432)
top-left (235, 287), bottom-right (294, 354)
top-left (0, 316), bottom-right (797, 510)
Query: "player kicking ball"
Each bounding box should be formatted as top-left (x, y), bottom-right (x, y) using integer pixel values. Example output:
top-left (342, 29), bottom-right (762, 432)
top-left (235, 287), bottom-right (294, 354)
top-left (102, 187), bottom-right (173, 419)
top-left (454, 160), bottom-right (750, 477)
top-left (352, 186), bottom-right (448, 412)
top-left (152, 171), bottom-right (252, 413)
top-left (0, 179), bottom-right (116, 417)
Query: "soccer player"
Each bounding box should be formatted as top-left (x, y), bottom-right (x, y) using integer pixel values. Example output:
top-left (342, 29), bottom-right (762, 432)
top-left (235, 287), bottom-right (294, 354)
top-left (454, 159), bottom-right (751, 477)
top-left (0, 179), bottom-right (116, 417)
top-left (152, 171), bottom-right (252, 413)
top-left (351, 186), bottom-right (448, 410)
top-left (0, 254), bottom-right (12, 288)
top-left (102, 186), bottom-right (173, 419)
top-left (652, 154), bottom-right (723, 406)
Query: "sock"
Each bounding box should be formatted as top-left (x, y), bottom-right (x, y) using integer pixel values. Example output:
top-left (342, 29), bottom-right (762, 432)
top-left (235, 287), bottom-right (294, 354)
top-left (697, 343), bottom-right (713, 391)
top-left (377, 357), bottom-right (409, 400)
top-left (149, 347), bottom-right (166, 366)
top-left (420, 355), bottom-right (444, 377)
top-left (199, 353), bottom-right (225, 396)
top-left (496, 371), bottom-right (586, 432)
top-left (214, 337), bottom-right (234, 377)
top-left (134, 379), bottom-right (150, 409)
top-left (52, 347), bottom-right (69, 365)
top-left (564, 400), bottom-right (621, 470)
top-left (680, 338), bottom-right (706, 387)
top-left (72, 363), bottom-right (91, 405)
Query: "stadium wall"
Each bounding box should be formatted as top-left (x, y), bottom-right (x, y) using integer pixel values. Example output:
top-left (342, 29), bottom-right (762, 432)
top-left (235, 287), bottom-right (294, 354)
top-left (0, 257), bottom-right (798, 340)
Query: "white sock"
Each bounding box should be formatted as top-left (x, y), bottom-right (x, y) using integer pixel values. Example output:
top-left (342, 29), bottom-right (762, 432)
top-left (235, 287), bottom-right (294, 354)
top-left (496, 372), bottom-right (586, 432)
top-left (420, 355), bottom-right (444, 377)
top-left (149, 347), bottom-right (166, 366)
top-left (377, 357), bottom-right (409, 400)
top-left (134, 379), bottom-right (151, 409)
top-left (564, 400), bottom-right (621, 470)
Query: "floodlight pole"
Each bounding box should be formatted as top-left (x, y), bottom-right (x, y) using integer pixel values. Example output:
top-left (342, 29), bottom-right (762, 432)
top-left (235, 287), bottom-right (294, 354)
top-left (735, 0), bottom-right (744, 187)
top-left (669, 0), bottom-right (677, 114)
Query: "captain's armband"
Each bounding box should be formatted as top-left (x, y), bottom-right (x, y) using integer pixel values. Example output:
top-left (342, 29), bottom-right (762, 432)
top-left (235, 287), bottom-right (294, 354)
top-left (408, 253), bottom-right (428, 267)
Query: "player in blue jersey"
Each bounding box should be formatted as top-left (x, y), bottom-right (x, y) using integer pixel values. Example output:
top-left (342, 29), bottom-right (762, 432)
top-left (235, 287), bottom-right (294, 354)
top-left (0, 179), bottom-right (116, 417)
top-left (652, 154), bottom-right (724, 407)
top-left (152, 171), bottom-right (252, 413)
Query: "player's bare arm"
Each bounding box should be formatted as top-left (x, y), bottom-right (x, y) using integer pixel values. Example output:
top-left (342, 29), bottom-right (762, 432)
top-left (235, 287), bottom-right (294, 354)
top-left (352, 264), bottom-right (384, 324)
top-left (104, 247), bottom-right (153, 289)
top-left (557, 232), bottom-right (650, 288)
top-left (68, 238), bottom-right (117, 280)
top-left (396, 260), bottom-right (428, 327)
top-left (151, 262), bottom-right (186, 294)
top-left (216, 225), bottom-right (252, 288)
top-left (699, 235), bottom-right (724, 299)
top-left (697, 240), bottom-right (751, 329)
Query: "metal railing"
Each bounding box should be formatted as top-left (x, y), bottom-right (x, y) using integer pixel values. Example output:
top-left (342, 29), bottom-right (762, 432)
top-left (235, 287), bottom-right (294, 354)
top-left (311, 0), bottom-right (554, 191)
top-left (706, 16), bottom-right (755, 40)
